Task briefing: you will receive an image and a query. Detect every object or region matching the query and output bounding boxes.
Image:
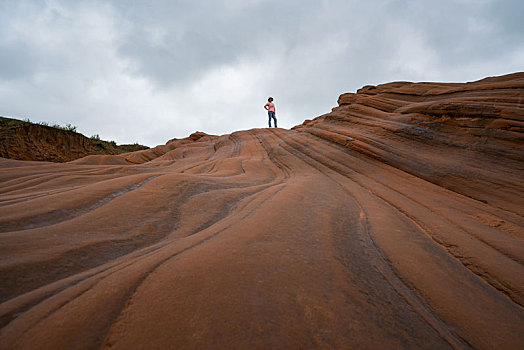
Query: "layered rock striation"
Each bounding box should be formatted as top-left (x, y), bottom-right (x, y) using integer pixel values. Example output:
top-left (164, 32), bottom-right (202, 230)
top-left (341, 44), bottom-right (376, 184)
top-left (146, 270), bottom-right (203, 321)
top-left (293, 72), bottom-right (524, 214)
top-left (0, 73), bottom-right (523, 349)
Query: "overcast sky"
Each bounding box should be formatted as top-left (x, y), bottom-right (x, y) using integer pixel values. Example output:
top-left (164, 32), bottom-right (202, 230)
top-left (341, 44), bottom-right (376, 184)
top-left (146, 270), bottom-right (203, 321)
top-left (1, 0), bottom-right (523, 146)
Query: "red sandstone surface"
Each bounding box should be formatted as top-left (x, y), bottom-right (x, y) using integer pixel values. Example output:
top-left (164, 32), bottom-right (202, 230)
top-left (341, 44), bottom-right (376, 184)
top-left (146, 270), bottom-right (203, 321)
top-left (0, 73), bottom-right (523, 349)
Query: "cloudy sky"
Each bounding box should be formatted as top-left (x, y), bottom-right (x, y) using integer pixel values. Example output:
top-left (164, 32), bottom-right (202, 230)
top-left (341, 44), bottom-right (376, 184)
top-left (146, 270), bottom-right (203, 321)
top-left (1, 0), bottom-right (523, 146)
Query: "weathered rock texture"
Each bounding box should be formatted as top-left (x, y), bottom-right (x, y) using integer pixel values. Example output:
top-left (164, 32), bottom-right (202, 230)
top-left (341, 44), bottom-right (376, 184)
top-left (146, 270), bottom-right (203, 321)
top-left (0, 117), bottom-right (149, 162)
top-left (0, 73), bottom-right (523, 349)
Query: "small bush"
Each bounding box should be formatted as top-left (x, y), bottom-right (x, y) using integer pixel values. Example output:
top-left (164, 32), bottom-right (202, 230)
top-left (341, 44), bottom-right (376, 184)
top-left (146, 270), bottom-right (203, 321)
top-left (90, 134), bottom-right (101, 140)
top-left (93, 140), bottom-right (106, 149)
top-left (64, 123), bottom-right (77, 132)
top-left (50, 123), bottom-right (77, 132)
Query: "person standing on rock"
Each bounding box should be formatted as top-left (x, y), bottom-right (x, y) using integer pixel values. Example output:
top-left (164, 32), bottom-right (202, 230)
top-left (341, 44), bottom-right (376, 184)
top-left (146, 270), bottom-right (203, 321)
top-left (264, 97), bottom-right (277, 128)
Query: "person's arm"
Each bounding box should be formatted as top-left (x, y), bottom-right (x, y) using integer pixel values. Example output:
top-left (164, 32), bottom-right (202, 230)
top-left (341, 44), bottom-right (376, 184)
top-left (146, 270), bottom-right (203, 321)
top-left (264, 103), bottom-right (269, 110)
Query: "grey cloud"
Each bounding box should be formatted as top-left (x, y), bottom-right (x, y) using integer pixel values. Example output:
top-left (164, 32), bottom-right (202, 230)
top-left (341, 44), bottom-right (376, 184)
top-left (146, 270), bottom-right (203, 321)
top-left (377, 1), bottom-right (524, 70)
top-left (0, 42), bottom-right (38, 80)
top-left (488, 0), bottom-right (524, 35)
top-left (112, 0), bottom-right (330, 87)
top-left (0, 0), bottom-right (523, 146)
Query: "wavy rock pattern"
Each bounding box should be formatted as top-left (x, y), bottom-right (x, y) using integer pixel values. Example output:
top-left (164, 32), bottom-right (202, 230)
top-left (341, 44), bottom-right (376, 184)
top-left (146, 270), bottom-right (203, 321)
top-left (0, 73), bottom-right (523, 349)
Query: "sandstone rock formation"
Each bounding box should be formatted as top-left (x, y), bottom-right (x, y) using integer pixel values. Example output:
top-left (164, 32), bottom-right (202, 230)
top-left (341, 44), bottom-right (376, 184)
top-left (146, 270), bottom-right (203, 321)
top-left (0, 73), bottom-right (523, 349)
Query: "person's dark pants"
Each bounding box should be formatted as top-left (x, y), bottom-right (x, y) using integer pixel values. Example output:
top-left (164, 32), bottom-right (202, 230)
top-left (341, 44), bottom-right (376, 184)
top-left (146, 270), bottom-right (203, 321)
top-left (268, 111), bottom-right (277, 128)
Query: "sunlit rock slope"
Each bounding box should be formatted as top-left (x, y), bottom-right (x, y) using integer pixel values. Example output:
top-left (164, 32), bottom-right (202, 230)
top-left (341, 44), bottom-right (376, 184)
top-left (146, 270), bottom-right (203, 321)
top-left (0, 73), bottom-right (523, 349)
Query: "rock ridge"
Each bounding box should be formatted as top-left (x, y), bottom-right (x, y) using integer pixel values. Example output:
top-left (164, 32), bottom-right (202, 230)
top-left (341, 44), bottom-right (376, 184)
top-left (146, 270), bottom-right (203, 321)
top-left (0, 73), bottom-right (522, 349)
